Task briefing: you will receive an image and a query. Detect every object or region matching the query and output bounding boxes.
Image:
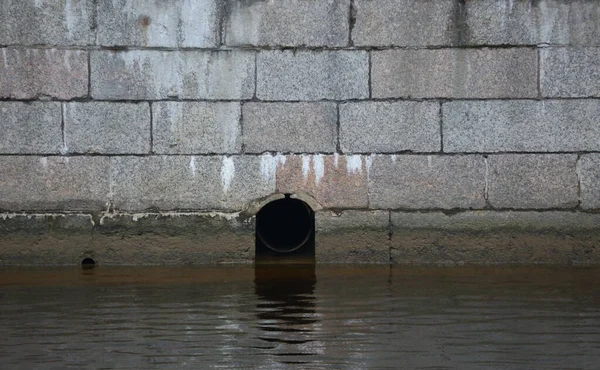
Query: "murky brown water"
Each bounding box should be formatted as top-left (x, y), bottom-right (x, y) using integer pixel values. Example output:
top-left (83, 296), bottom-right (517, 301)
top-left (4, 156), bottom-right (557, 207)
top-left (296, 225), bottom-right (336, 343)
top-left (1, 265), bottom-right (600, 369)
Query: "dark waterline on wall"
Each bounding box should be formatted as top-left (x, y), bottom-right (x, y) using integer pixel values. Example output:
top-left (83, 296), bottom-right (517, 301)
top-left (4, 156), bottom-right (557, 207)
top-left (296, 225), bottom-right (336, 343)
top-left (1, 265), bottom-right (599, 369)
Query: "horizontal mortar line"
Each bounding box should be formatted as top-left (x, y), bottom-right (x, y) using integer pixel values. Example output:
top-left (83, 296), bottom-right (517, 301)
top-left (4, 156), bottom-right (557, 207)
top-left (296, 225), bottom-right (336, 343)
top-left (0, 44), bottom-right (592, 52)
top-left (1, 151), bottom-right (600, 157)
top-left (3, 208), bottom-right (600, 216)
top-left (3, 97), bottom-right (600, 104)
top-left (386, 207), bottom-right (594, 213)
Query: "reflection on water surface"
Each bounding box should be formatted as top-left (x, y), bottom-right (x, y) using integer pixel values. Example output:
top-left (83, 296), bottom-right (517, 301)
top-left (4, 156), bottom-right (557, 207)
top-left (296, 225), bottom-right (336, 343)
top-left (1, 265), bottom-right (599, 369)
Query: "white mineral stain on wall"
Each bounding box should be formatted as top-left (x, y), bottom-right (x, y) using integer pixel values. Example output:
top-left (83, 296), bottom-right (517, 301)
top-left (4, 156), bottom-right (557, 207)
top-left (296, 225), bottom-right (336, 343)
top-left (1, 48), bottom-right (8, 66)
top-left (171, 54), bottom-right (184, 97)
top-left (39, 157), bottom-right (48, 169)
top-left (113, 0), bottom-right (216, 47)
top-left (63, 52), bottom-right (72, 71)
top-left (221, 104), bottom-right (240, 152)
top-left (180, 0), bottom-right (216, 47)
top-left (119, 51), bottom-right (161, 97)
top-left (333, 153), bottom-right (339, 168)
top-left (167, 102), bottom-right (183, 136)
top-left (227, 0), bottom-right (261, 44)
top-left (301, 155), bottom-right (311, 181)
top-left (313, 154), bottom-right (325, 185)
top-left (61, 104), bottom-right (69, 154)
top-left (64, 0), bottom-right (75, 38)
top-left (220, 156), bottom-right (235, 193)
top-left (132, 213), bottom-right (148, 222)
top-left (427, 155), bottom-right (433, 168)
top-left (189, 156), bottom-right (196, 178)
top-left (346, 155), bottom-right (363, 174)
top-left (365, 154), bottom-right (374, 175)
top-left (538, 1), bottom-right (559, 44)
top-left (259, 153), bottom-right (286, 182)
top-left (119, 50), bottom-right (142, 70)
top-left (206, 52), bottom-right (249, 99)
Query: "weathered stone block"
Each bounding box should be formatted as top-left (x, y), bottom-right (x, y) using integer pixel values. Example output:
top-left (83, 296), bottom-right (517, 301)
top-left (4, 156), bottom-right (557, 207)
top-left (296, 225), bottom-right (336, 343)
top-left (257, 50), bottom-right (368, 100)
top-left (276, 154), bottom-right (369, 209)
top-left (225, 0), bottom-right (349, 46)
top-left (1, 48), bottom-right (88, 99)
top-left (487, 155), bottom-right (578, 209)
top-left (0, 213), bottom-right (95, 237)
top-left (580, 154), bottom-right (600, 210)
top-left (538, 0), bottom-right (600, 45)
top-left (372, 48), bottom-right (537, 98)
top-left (390, 210), bottom-right (600, 265)
top-left (153, 102), bottom-right (241, 154)
top-left (0, 156), bottom-right (110, 211)
top-left (443, 100), bottom-right (600, 152)
top-left (0, 102), bottom-right (62, 154)
top-left (369, 155), bottom-right (486, 209)
top-left (97, 0), bottom-right (219, 47)
top-left (353, 0), bottom-right (455, 46)
top-left (340, 101), bottom-right (440, 153)
top-left (541, 48), bottom-right (600, 97)
top-left (0, 213), bottom-right (96, 266)
top-left (95, 213), bottom-right (254, 264)
top-left (243, 102), bottom-right (337, 153)
top-left (0, 213), bottom-right (255, 265)
top-left (0, 0), bottom-right (95, 46)
top-left (316, 210), bottom-right (390, 263)
top-left (111, 156), bottom-right (275, 211)
top-left (465, 0), bottom-right (600, 46)
top-left (390, 231), bottom-right (577, 265)
top-left (463, 0), bottom-right (540, 45)
top-left (391, 211), bottom-right (600, 233)
top-left (91, 50), bottom-right (255, 100)
top-left (64, 102), bottom-right (150, 154)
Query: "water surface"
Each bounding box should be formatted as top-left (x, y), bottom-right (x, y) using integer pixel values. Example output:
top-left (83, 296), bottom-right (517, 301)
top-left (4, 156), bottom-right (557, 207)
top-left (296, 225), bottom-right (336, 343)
top-left (1, 265), bottom-right (599, 369)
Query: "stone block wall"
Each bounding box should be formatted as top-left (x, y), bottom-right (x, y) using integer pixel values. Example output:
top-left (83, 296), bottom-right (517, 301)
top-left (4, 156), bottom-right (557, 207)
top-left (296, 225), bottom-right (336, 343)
top-left (1, 0), bottom-right (600, 265)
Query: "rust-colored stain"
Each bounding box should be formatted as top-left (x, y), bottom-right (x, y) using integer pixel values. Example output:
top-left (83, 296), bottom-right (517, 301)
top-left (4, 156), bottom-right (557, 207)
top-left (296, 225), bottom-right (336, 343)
top-left (140, 16), bottom-right (151, 27)
top-left (139, 16), bottom-right (151, 47)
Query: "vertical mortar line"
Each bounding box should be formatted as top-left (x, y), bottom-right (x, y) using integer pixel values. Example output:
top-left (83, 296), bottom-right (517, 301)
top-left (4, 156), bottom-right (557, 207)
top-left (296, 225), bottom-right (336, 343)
top-left (536, 46), bottom-right (542, 99)
top-left (575, 154), bottom-right (582, 208)
top-left (348, 0), bottom-right (356, 46)
top-left (60, 102), bottom-right (67, 155)
top-left (335, 102), bottom-right (341, 153)
top-left (253, 51), bottom-right (258, 100)
top-left (366, 153), bottom-right (372, 210)
top-left (92, 0), bottom-right (99, 44)
top-left (107, 155), bottom-right (114, 212)
top-left (218, 0), bottom-right (231, 47)
top-left (484, 155), bottom-right (489, 201)
top-left (368, 50), bottom-right (372, 99)
top-left (239, 101), bottom-right (245, 154)
top-left (149, 102), bottom-right (154, 154)
top-left (87, 50), bottom-right (92, 99)
top-left (439, 101), bottom-right (444, 153)
top-left (388, 210), bottom-right (393, 264)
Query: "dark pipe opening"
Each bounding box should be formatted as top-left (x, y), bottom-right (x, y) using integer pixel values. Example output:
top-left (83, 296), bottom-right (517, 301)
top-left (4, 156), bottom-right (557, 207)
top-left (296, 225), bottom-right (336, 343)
top-left (255, 197), bottom-right (315, 263)
top-left (81, 258), bottom-right (96, 269)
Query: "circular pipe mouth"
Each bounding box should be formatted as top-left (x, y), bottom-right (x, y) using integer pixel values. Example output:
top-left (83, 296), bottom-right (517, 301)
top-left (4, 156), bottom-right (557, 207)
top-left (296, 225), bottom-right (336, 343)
top-left (256, 198), bottom-right (314, 253)
top-left (81, 257), bottom-right (96, 269)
